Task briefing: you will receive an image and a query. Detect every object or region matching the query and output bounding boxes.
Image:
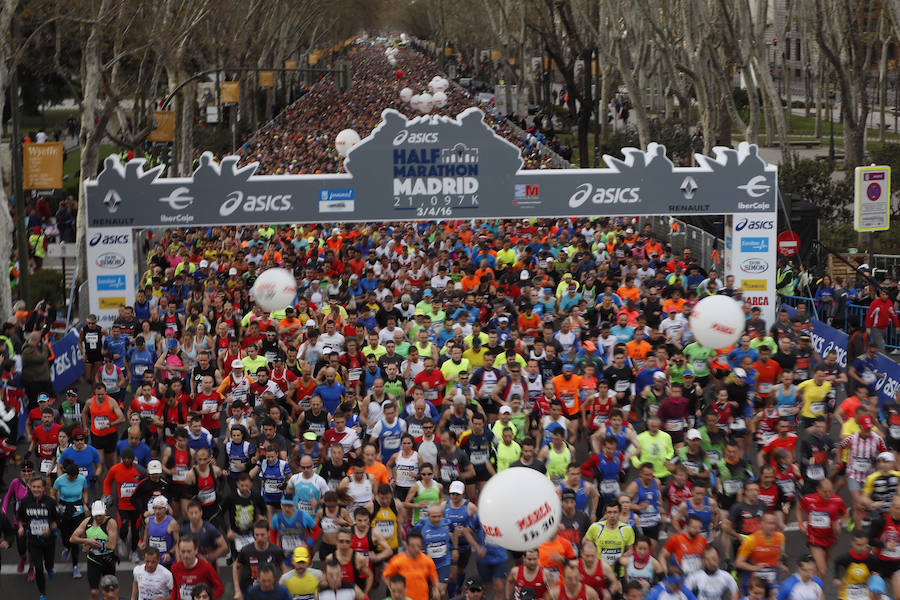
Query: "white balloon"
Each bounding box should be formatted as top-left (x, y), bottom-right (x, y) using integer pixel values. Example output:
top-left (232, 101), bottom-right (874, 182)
top-left (478, 468), bottom-right (561, 551)
top-left (334, 128), bottom-right (361, 157)
top-left (689, 294), bottom-right (745, 349)
top-left (251, 268), bottom-right (297, 312)
top-left (388, 56), bottom-right (397, 66)
top-left (410, 94), bottom-right (423, 112)
top-left (420, 92), bottom-right (433, 113)
top-left (399, 87), bottom-right (413, 103)
top-left (432, 91), bottom-right (447, 107)
top-left (432, 78), bottom-right (449, 92)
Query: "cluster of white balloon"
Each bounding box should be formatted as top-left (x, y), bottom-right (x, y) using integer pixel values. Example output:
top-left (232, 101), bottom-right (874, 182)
top-left (334, 129), bottom-right (361, 157)
top-left (400, 76), bottom-right (450, 114)
top-left (385, 46), bottom-right (399, 66)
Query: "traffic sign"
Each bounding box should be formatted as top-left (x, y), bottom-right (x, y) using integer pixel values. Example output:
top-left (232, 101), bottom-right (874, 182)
top-left (777, 231), bottom-right (800, 257)
top-left (854, 165), bottom-right (891, 231)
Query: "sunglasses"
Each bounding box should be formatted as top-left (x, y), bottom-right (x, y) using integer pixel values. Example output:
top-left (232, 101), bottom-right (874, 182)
top-left (421, 472), bottom-right (433, 476)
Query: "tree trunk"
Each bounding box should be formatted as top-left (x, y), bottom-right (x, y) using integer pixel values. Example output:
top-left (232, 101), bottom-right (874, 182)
top-left (717, 92), bottom-right (732, 147)
top-left (599, 72), bottom-right (612, 140)
top-left (178, 79), bottom-right (194, 174)
top-left (745, 69), bottom-right (761, 145)
top-left (75, 0), bottom-right (111, 284)
top-left (879, 36), bottom-right (889, 144)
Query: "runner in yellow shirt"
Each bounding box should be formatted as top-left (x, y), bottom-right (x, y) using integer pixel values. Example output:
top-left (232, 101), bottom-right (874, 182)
top-left (797, 366), bottom-right (832, 430)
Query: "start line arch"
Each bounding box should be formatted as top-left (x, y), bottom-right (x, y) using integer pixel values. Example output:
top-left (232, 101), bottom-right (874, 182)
top-left (84, 107), bottom-right (778, 327)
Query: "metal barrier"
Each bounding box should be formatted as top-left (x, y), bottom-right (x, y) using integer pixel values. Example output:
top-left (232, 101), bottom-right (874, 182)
top-left (845, 303), bottom-right (900, 351)
top-left (644, 217), bottom-right (724, 273)
top-left (872, 254), bottom-right (900, 278)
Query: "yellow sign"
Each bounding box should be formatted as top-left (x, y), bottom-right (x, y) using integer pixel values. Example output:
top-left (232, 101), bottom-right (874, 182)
top-left (284, 60), bottom-right (298, 70)
top-left (98, 296), bottom-right (126, 309)
top-left (147, 111), bottom-right (175, 142)
top-left (741, 279), bottom-right (767, 291)
top-left (23, 142), bottom-right (64, 190)
top-left (258, 71), bottom-right (275, 88)
top-left (508, 57), bottom-right (516, 65)
top-left (490, 50), bottom-right (502, 61)
top-left (444, 47), bottom-right (454, 56)
top-left (308, 50), bottom-right (323, 66)
top-left (221, 81), bottom-right (240, 104)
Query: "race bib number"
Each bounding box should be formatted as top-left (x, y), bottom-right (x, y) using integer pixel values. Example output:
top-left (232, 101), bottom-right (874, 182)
top-left (615, 380), bottom-right (630, 392)
top-left (809, 511), bottom-right (830, 528)
top-left (281, 534), bottom-right (304, 551)
top-left (40, 459), bottom-right (53, 474)
top-left (179, 584), bottom-right (195, 600)
top-left (383, 436), bottom-right (401, 450)
top-left (891, 425), bottom-right (900, 439)
top-left (806, 465), bottom-right (825, 480)
top-left (120, 482), bottom-right (137, 498)
top-left (810, 401), bottom-right (825, 415)
top-left (640, 508), bottom-right (660, 527)
top-left (29, 519), bottom-right (49, 536)
top-left (173, 466), bottom-right (187, 482)
top-left (425, 389), bottom-right (438, 400)
top-left (86, 332), bottom-right (99, 346)
top-left (93, 416), bottom-right (109, 430)
top-left (427, 543), bottom-right (448, 559)
top-left (348, 368), bottom-right (362, 381)
top-left (723, 479), bottom-right (742, 495)
top-left (230, 459), bottom-right (246, 472)
top-left (664, 419), bottom-right (683, 432)
top-left (134, 364), bottom-right (148, 376)
top-left (759, 383), bottom-right (772, 394)
top-left (264, 480), bottom-right (282, 495)
top-left (470, 450), bottom-right (488, 465)
top-left (692, 359), bottom-right (707, 372)
top-left (150, 537), bottom-right (168, 551)
top-left (864, 372), bottom-right (877, 384)
top-left (197, 487), bottom-right (216, 504)
top-left (202, 399), bottom-right (218, 413)
top-left (847, 584), bottom-right (869, 600)
top-left (600, 547), bottom-right (622, 563)
top-left (777, 479), bottom-right (795, 495)
top-left (376, 520), bottom-right (395, 539)
top-left (777, 405), bottom-right (794, 417)
top-left (731, 418), bottom-right (746, 431)
top-left (853, 458), bottom-right (872, 473)
top-left (757, 567), bottom-right (777, 583)
top-left (600, 480), bottom-right (620, 496)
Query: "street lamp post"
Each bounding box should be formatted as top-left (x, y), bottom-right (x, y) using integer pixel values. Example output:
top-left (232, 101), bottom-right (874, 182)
top-left (828, 89), bottom-right (836, 168)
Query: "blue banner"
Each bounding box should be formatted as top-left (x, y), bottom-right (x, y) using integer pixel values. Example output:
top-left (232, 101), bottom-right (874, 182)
top-left (798, 313), bottom-right (900, 408)
top-left (50, 328), bottom-right (84, 394)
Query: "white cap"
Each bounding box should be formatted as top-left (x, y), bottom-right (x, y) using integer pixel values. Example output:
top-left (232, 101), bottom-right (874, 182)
top-left (91, 500), bottom-right (107, 515)
top-left (231, 359), bottom-right (244, 369)
top-left (653, 371), bottom-right (667, 380)
top-left (229, 267), bottom-right (238, 275)
top-left (685, 428), bottom-right (702, 440)
top-left (147, 460), bottom-right (163, 474)
top-left (151, 496), bottom-right (169, 509)
top-left (520, 270), bottom-right (530, 280)
top-left (499, 405), bottom-right (512, 415)
top-left (449, 481), bottom-right (465, 495)
top-left (733, 368), bottom-right (747, 378)
top-left (199, 259), bottom-right (209, 268)
top-left (878, 451), bottom-right (895, 462)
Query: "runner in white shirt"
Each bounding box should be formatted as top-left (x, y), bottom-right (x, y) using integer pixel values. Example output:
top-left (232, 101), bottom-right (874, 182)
top-left (684, 547), bottom-right (738, 600)
top-left (659, 310), bottom-right (686, 346)
top-left (133, 547), bottom-right (174, 600)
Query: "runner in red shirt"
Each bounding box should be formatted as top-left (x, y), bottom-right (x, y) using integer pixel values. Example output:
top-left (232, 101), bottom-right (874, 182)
top-left (413, 357), bottom-right (446, 409)
top-left (508, 549), bottom-right (549, 599)
top-left (193, 375), bottom-right (224, 438)
top-left (758, 418), bottom-right (797, 467)
top-left (129, 383), bottom-right (164, 444)
top-left (29, 407), bottom-right (61, 479)
top-left (798, 478), bottom-right (846, 580)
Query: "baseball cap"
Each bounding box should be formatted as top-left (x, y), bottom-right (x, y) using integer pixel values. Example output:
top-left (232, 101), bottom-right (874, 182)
top-left (878, 451), bottom-right (895, 462)
top-left (65, 389), bottom-right (78, 397)
top-left (151, 496), bottom-right (169, 509)
top-left (520, 270), bottom-right (530, 280)
top-left (293, 547), bottom-right (310, 564)
top-left (682, 370), bottom-right (694, 377)
top-left (199, 259), bottom-right (209, 268)
top-left (91, 500), bottom-right (107, 515)
top-left (147, 460), bottom-right (163, 474)
top-left (859, 415), bottom-right (875, 429)
top-left (423, 289), bottom-right (433, 297)
top-left (449, 481), bottom-right (465, 495)
top-left (465, 578), bottom-right (484, 591)
top-left (303, 431), bottom-right (318, 441)
top-left (37, 393), bottom-right (49, 403)
top-left (685, 429), bottom-right (701, 441)
top-left (167, 338), bottom-right (178, 350)
top-left (733, 367), bottom-right (747, 378)
top-left (499, 405), bottom-right (512, 415)
top-left (547, 422), bottom-right (565, 435)
top-left (231, 359), bottom-right (244, 369)
top-left (280, 495), bottom-right (295, 505)
top-left (229, 267), bottom-right (238, 275)
top-left (71, 428), bottom-right (85, 439)
top-left (562, 363), bottom-right (574, 371)
top-left (653, 371), bottom-right (667, 380)
top-left (561, 489), bottom-right (577, 501)
top-left (99, 575), bottom-right (119, 591)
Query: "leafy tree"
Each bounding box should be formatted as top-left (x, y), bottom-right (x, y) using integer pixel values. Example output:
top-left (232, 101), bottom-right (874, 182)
top-left (778, 155), bottom-right (852, 221)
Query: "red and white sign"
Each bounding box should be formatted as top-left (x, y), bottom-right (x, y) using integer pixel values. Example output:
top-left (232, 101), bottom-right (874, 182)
top-left (777, 231), bottom-right (800, 257)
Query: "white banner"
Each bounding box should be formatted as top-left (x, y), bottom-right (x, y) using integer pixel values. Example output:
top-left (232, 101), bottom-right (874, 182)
top-left (85, 229), bottom-right (136, 327)
top-left (726, 212), bottom-right (778, 327)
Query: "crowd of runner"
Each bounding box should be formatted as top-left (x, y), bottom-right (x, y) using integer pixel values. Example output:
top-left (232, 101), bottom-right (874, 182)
top-left (1, 42), bottom-right (899, 600)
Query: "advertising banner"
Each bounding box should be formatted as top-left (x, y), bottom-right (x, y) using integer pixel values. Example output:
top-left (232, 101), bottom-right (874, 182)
top-left (147, 110), bottom-right (175, 142)
top-left (23, 142), bottom-right (64, 189)
top-left (258, 71), bottom-right (275, 88)
top-left (85, 230), bottom-right (135, 326)
top-left (221, 81), bottom-right (240, 104)
top-left (84, 108), bottom-right (778, 319)
top-left (50, 328), bottom-right (84, 394)
top-left (729, 211), bottom-right (778, 326)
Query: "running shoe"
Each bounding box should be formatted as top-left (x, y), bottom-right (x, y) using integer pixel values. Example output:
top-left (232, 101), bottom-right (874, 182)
top-left (72, 566), bottom-right (81, 579)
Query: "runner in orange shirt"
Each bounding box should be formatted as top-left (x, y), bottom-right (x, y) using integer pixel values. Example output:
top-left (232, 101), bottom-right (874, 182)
top-left (625, 332), bottom-right (653, 371)
top-left (734, 512), bottom-right (785, 590)
top-left (382, 531), bottom-right (438, 600)
top-left (552, 366), bottom-right (583, 418)
top-left (752, 346), bottom-right (783, 401)
top-left (661, 514), bottom-right (708, 573)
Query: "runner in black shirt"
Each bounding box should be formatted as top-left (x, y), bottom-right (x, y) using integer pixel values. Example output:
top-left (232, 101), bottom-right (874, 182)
top-left (16, 478), bottom-right (59, 599)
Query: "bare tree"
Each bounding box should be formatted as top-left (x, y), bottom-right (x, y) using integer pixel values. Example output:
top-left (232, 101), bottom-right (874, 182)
top-left (0, 0), bottom-right (19, 317)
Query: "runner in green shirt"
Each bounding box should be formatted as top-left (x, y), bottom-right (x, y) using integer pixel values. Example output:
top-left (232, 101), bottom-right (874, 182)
top-left (683, 342), bottom-right (716, 381)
